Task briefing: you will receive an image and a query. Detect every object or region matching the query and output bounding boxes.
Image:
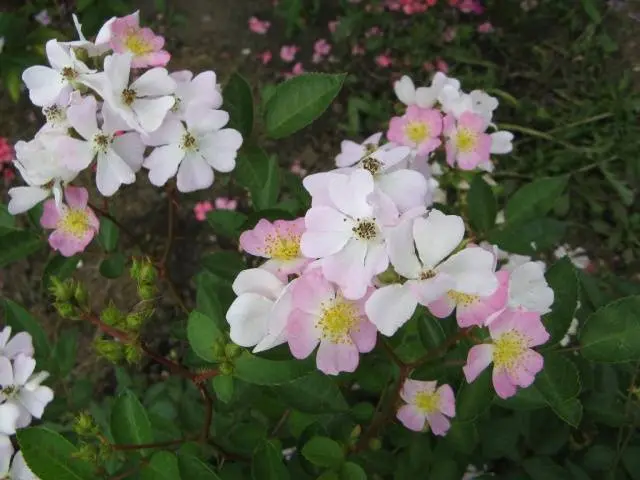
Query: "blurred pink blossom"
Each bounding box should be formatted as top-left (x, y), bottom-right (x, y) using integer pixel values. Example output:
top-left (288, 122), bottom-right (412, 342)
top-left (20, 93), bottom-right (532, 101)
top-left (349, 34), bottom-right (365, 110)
top-left (290, 159), bottom-right (307, 177)
top-left (328, 20), bottom-right (340, 33)
top-left (477, 22), bottom-right (494, 33)
top-left (215, 197), bottom-right (238, 210)
top-left (365, 26), bottom-right (383, 37)
top-left (436, 57), bottom-right (449, 73)
top-left (443, 26), bottom-right (457, 42)
top-left (248, 16), bottom-right (271, 34)
top-left (280, 45), bottom-right (299, 62)
top-left (194, 201), bottom-right (213, 221)
top-left (34, 9), bottom-right (51, 26)
top-left (258, 50), bottom-right (273, 64)
top-left (375, 53), bottom-right (393, 68)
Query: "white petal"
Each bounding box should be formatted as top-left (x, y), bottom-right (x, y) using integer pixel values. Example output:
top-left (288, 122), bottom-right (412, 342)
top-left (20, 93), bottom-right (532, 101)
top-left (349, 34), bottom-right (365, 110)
top-left (112, 132), bottom-right (145, 172)
top-left (413, 211), bottom-right (464, 268)
top-left (415, 86), bottom-right (438, 108)
top-left (67, 95), bottom-right (98, 140)
top-left (8, 187), bottom-right (49, 214)
top-left (17, 386), bottom-right (54, 419)
top-left (12, 355), bottom-right (35, 386)
top-left (508, 262), bottom-right (554, 314)
top-left (185, 106), bottom-right (229, 136)
top-left (200, 129), bottom-right (242, 172)
top-left (301, 206), bottom-right (352, 258)
top-left (365, 284), bottom-right (418, 336)
top-left (0, 435), bottom-right (13, 475)
top-left (104, 53), bottom-right (132, 94)
top-left (377, 170), bottom-right (427, 213)
top-left (45, 39), bottom-right (71, 70)
top-left (303, 171), bottom-right (346, 207)
top-left (328, 169), bottom-right (374, 219)
top-left (22, 66), bottom-right (63, 107)
top-left (0, 404), bottom-right (19, 436)
top-left (10, 451), bottom-right (37, 480)
top-left (96, 150), bottom-right (135, 196)
top-left (101, 102), bottom-right (131, 134)
top-left (335, 140), bottom-right (365, 168)
top-left (132, 97), bottom-right (175, 133)
top-left (385, 214), bottom-right (422, 279)
top-left (490, 131), bottom-right (514, 154)
top-left (438, 248), bottom-right (498, 296)
top-left (394, 76), bottom-right (416, 105)
top-left (56, 137), bottom-right (94, 171)
top-left (231, 268), bottom-right (285, 300)
top-left (142, 116), bottom-right (185, 146)
top-left (226, 293), bottom-right (272, 347)
top-left (176, 153), bottom-right (213, 192)
top-left (143, 144), bottom-right (184, 186)
top-left (131, 67), bottom-right (176, 97)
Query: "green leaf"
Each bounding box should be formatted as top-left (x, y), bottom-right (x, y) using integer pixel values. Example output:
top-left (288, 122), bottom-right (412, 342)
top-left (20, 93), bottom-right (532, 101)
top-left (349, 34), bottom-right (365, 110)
top-left (456, 369), bottom-right (494, 423)
top-left (17, 427), bottom-right (95, 480)
top-left (224, 72), bottom-right (254, 138)
top-left (2, 299), bottom-right (50, 359)
top-left (141, 451), bottom-right (182, 480)
top-left (97, 217), bottom-right (119, 252)
top-left (339, 462), bottom-right (366, 480)
top-left (543, 258), bottom-right (579, 344)
top-left (429, 459), bottom-right (460, 480)
top-left (212, 374), bottom-right (234, 403)
top-left (302, 436), bottom-right (345, 468)
top-left (0, 231), bottom-right (44, 267)
top-left (252, 439), bottom-right (290, 480)
top-left (264, 73), bottom-right (346, 138)
top-left (234, 352), bottom-right (314, 385)
top-left (111, 389), bottom-right (154, 455)
top-left (488, 218), bottom-right (566, 255)
top-left (417, 312), bottom-right (446, 350)
top-left (42, 255), bottom-right (80, 288)
top-left (195, 273), bottom-right (228, 331)
top-left (51, 329), bottom-right (79, 378)
top-left (504, 175), bottom-right (568, 225)
top-left (523, 456), bottom-right (568, 480)
top-left (99, 252), bottom-right (126, 279)
top-left (581, 0), bottom-right (601, 24)
top-left (276, 372), bottom-right (348, 413)
top-left (207, 210), bottom-right (248, 240)
top-left (177, 453), bottom-right (221, 479)
top-left (580, 296), bottom-right (640, 363)
top-left (467, 174), bottom-right (497, 234)
top-left (533, 352), bottom-right (582, 426)
top-left (6, 68), bottom-right (22, 102)
top-left (201, 251), bottom-right (245, 282)
top-left (623, 446), bottom-right (640, 480)
top-left (445, 421), bottom-right (478, 454)
top-left (187, 311), bottom-right (224, 363)
top-left (235, 146), bottom-right (280, 210)
top-left (0, 203), bottom-right (17, 235)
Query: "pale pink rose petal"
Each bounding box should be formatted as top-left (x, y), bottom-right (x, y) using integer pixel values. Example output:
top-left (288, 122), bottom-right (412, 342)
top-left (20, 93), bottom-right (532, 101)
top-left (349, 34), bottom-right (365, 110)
top-left (426, 412), bottom-right (451, 436)
top-left (40, 200), bottom-right (62, 229)
top-left (286, 310), bottom-right (319, 359)
top-left (492, 368), bottom-right (517, 399)
top-left (350, 319), bottom-right (377, 353)
top-left (316, 340), bottom-right (359, 375)
top-left (397, 404), bottom-right (426, 432)
top-left (463, 344), bottom-right (494, 383)
top-left (437, 385), bottom-right (456, 417)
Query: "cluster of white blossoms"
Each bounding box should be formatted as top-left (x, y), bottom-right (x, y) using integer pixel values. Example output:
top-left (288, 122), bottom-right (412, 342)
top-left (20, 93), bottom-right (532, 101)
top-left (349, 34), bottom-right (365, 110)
top-left (226, 72), bottom-right (555, 419)
top-left (8, 11), bottom-right (242, 216)
top-left (0, 327), bottom-right (53, 479)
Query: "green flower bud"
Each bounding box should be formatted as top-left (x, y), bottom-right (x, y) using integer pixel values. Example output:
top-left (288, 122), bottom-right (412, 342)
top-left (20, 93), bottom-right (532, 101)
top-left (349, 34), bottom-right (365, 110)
top-left (130, 257), bottom-right (142, 281)
top-left (94, 338), bottom-right (123, 363)
top-left (124, 343), bottom-right (143, 364)
top-left (219, 362), bottom-right (234, 376)
top-left (73, 411), bottom-right (97, 437)
top-left (73, 282), bottom-right (89, 307)
top-left (100, 302), bottom-right (125, 327)
top-left (138, 284), bottom-right (156, 301)
top-left (224, 343), bottom-right (242, 359)
top-left (139, 263), bottom-right (157, 284)
top-left (49, 277), bottom-right (75, 302)
top-left (125, 311), bottom-right (150, 332)
top-left (73, 443), bottom-right (98, 463)
top-left (368, 438), bottom-right (382, 451)
top-left (54, 301), bottom-right (77, 319)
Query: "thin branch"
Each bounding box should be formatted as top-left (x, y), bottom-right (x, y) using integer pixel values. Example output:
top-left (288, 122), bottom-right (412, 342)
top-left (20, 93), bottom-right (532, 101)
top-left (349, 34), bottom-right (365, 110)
top-left (380, 337), bottom-right (405, 367)
top-left (271, 410), bottom-right (291, 437)
top-left (112, 438), bottom-right (188, 451)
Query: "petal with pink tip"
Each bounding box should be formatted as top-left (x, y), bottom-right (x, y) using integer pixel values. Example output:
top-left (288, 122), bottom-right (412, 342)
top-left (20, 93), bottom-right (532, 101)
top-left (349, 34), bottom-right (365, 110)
top-left (426, 412), bottom-right (451, 436)
top-left (64, 186), bottom-right (88, 209)
top-left (492, 368), bottom-right (517, 399)
top-left (350, 319), bottom-right (377, 353)
top-left (463, 344), bottom-right (494, 383)
top-left (40, 200), bottom-right (63, 229)
top-left (438, 384), bottom-right (456, 417)
top-left (316, 341), bottom-right (360, 375)
top-left (287, 310), bottom-right (320, 360)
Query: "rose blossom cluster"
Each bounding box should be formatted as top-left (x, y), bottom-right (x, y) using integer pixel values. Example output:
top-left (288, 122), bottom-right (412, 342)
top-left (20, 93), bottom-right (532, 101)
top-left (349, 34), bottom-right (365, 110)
top-left (8, 11), bottom-right (243, 257)
top-left (0, 327), bottom-right (53, 479)
top-left (384, 0), bottom-right (484, 15)
top-left (226, 72), bottom-right (551, 436)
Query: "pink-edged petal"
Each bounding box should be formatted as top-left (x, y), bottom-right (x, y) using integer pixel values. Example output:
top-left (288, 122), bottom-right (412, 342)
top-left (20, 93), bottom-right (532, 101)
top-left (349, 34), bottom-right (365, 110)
top-left (413, 211), bottom-right (464, 268)
top-left (492, 368), bottom-right (517, 399)
top-left (365, 284), bottom-right (418, 337)
top-left (287, 310), bottom-right (320, 359)
top-left (397, 404), bottom-right (426, 432)
top-left (40, 200), bottom-right (63, 229)
top-left (64, 186), bottom-right (88, 209)
top-left (316, 340), bottom-right (360, 375)
top-left (49, 229), bottom-right (93, 257)
top-left (350, 319), bottom-right (377, 353)
top-left (291, 269), bottom-right (334, 315)
top-left (428, 295), bottom-right (456, 319)
top-left (426, 412), bottom-right (451, 436)
top-left (463, 344), bottom-right (494, 383)
top-left (437, 385), bottom-right (456, 417)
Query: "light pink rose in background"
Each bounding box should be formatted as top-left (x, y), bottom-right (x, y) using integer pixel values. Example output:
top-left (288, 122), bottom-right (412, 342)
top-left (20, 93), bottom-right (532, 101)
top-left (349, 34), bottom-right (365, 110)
top-left (396, 379), bottom-right (456, 435)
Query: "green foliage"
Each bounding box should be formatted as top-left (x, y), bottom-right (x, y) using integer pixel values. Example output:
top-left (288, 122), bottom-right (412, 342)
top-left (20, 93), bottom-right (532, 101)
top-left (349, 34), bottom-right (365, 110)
top-left (264, 73), bottom-right (347, 138)
top-left (302, 436), bottom-right (345, 468)
top-left (224, 72), bottom-right (254, 138)
top-left (110, 390), bottom-right (154, 454)
top-left (235, 146), bottom-right (281, 210)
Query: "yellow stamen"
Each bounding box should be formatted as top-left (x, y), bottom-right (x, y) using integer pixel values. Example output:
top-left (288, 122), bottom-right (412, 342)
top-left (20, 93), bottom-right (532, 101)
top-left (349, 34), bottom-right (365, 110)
top-left (447, 290), bottom-right (479, 307)
top-left (405, 121), bottom-right (429, 144)
top-left (414, 390), bottom-right (440, 414)
top-left (493, 332), bottom-right (527, 370)
top-left (455, 128), bottom-right (478, 153)
top-left (264, 233), bottom-right (301, 261)
top-left (318, 299), bottom-right (359, 344)
top-left (125, 34), bottom-right (152, 55)
top-left (59, 209), bottom-right (90, 238)
top-left (352, 219), bottom-right (378, 241)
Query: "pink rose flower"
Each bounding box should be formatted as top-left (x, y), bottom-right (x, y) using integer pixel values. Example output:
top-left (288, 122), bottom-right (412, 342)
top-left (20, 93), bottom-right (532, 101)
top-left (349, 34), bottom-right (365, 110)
top-left (387, 105), bottom-right (443, 155)
top-left (280, 45), bottom-right (299, 63)
top-left (248, 16), bottom-right (271, 34)
top-left (109, 12), bottom-right (170, 68)
top-left (443, 111), bottom-right (492, 170)
top-left (40, 186), bottom-right (100, 257)
top-left (258, 50), bottom-right (273, 65)
top-left (214, 197), bottom-right (237, 210)
top-left (375, 53), bottom-right (393, 68)
top-left (397, 379), bottom-right (456, 435)
top-left (477, 21), bottom-right (494, 33)
top-left (193, 201), bottom-right (213, 221)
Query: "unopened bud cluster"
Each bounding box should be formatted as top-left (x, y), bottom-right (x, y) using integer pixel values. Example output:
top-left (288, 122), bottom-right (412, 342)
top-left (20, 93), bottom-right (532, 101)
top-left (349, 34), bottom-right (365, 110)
top-left (49, 277), bottom-right (89, 320)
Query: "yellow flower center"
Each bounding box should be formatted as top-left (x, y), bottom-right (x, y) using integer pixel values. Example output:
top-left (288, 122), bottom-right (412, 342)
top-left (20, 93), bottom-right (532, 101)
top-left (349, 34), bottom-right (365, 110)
top-left (455, 128), bottom-right (478, 153)
top-left (59, 209), bottom-right (91, 238)
top-left (318, 299), bottom-right (359, 344)
top-left (180, 132), bottom-right (198, 152)
top-left (264, 234), bottom-right (301, 261)
top-left (125, 34), bottom-right (153, 55)
top-left (405, 121), bottom-right (429, 144)
top-left (352, 219), bottom-right (378, 241)
top-left (493, 331), bottom-right (527, 370)
top-left (361, 157), bottom-right (382, 175)
top-left (61, 67), bottom-right (77, 81)
top-left (414, 390), bottom-right (440, 414)
top-left (447, 290), bottom-right (479, 307)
